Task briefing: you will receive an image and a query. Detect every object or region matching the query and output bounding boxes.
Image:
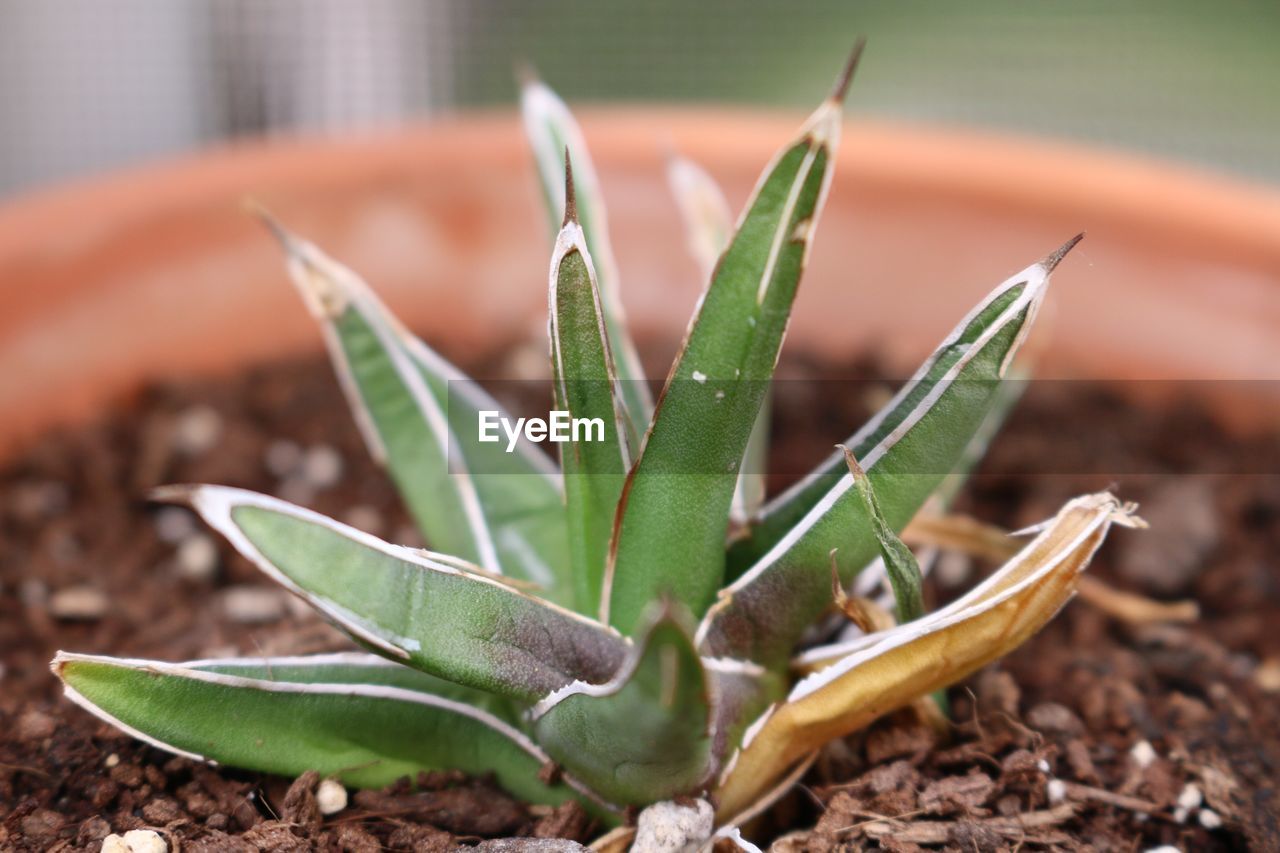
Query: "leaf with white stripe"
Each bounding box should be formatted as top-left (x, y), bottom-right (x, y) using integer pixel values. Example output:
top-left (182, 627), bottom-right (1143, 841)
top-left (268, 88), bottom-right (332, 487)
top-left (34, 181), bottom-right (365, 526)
top-left (933, 364), bottom-right (1030, 508)
top-left (521, 70), bottom-right (651, 441)
top-left (605, 45), bottom-right (863, 635)
top-left (842, 447), bottom-right (924, 624)
top-left (666, 150), bottom-right (770, 527)
top-left (162, 485), bottom-right (627, 703)
top-left (714, 492), bottom-right (1143, 818)
top-left (726, 237), bottom-right (1076, 576)
top-left (550, 169), bottom-right (633, 615)
top-left (52, 651), bottom-right (614, 815)
top-left (257, 210), bottom-right (571, 600)
top-left (701, 240), bottom-right (1079, 668)
top-left (401, 337), bottom-right (572, 600)
top-left (531, 609), bottom-right (713, 805)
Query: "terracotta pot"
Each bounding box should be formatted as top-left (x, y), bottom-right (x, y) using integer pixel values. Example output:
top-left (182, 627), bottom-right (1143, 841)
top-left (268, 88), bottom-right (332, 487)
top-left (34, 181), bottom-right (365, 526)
top-left (2, 109), bottom-right (1278, 460)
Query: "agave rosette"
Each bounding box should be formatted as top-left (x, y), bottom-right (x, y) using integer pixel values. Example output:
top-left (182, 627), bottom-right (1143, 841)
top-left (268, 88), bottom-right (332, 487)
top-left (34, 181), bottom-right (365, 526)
top-left (54, 44), bottom-right (1142, 840)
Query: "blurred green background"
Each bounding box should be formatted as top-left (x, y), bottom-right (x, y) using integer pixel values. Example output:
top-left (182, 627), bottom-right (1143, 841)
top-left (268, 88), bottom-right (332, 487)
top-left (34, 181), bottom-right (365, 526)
top-left (457, 0), bottom-right (1278, 181)
top-left (0, 0), bottom-right (1276, 195)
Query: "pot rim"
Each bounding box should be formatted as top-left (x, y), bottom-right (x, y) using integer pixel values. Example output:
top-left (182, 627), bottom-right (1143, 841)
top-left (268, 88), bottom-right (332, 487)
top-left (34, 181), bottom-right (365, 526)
top-left (3, 107), bottom-right (1278, 266)
top-left (2, 108), bottom-right (1278, 460)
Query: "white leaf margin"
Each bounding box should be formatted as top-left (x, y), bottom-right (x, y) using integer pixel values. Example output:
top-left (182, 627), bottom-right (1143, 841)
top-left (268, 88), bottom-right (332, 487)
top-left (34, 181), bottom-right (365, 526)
top-left (51, 650), bottom-right (620, 813)
top-left (155, 485), bottom-right (627, 665)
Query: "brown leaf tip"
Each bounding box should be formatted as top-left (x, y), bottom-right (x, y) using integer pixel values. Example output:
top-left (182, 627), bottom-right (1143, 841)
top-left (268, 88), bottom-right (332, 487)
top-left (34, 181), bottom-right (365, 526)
top-left (831, 37), bottom-right (867, 104)
top-left (562, 148), bottom-right (578, 227)
top-left (828, 548), bottom-right (845, 601)
top-left (243, 198), bottom-right (302, 255)
top-left (839, 445), bottom-right (868, 481)
top-left (537, 759), bottom-right (563, 785)
top-left (1042, 232), bottom-right (1086, 273)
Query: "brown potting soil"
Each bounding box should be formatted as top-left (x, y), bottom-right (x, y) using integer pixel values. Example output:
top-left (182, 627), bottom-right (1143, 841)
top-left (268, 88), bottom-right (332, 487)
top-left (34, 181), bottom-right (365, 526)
top-left (2, 345), bottom-right (1278, 851)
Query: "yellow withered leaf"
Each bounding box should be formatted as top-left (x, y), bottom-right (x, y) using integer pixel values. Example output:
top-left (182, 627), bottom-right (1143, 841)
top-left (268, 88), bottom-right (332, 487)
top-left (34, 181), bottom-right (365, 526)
top-left (902, 510), bottom-right (1022, 563)
top-left (901, 508), bottom-right (1196, 624)
top-left (714, 492), bottom-right (1142, 820)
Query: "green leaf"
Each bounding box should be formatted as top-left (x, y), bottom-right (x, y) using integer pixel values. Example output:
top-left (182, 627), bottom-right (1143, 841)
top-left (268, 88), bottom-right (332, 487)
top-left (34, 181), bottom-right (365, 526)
top-left (256, 211), bottom-right (571, 601)
top-left (733, 394), bottom-right (772, 527)
top-left (933, 364), bottom-right (1030, 508)
top-left (521, 72), bottom-right (651, 441)
top-left (705, 657), bottom-right (783, 784)
top-left (198, 651), bottom-right (517, 720)
top-left (163, 485), bottom-right (627, 703)
top-left (848, 365), bottom-right (1027, 622)
top-left (842, 447), bottom-right (923, 624)
top-left (726, 239), bottom-right (1077, 576)
top-left (666, 151), bottom-right (770, 527)
top-left (52, 651), bottom-right (614, 814)
top-left (401, 336), bottom-right (573, 603)
top-left (700, 240), bottom-right (1079, 667)
top-left (550, 183), bottom-right (633, 616)
top-left (605, 50), bottom-right (861, 635)
top-left (531, 609), bottom-right (713, 805)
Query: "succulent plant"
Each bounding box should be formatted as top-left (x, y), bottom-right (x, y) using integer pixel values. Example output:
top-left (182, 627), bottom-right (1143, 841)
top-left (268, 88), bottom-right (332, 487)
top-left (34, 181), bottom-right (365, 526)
top-left (53, 46), bottom-right (1143, 838)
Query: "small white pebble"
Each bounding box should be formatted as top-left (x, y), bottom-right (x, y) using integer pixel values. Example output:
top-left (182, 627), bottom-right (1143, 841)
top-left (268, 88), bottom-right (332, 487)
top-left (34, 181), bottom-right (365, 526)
top-left (154, 507), bottom-right (196, 544)
top-left (1036, 758), bottom-right (1051, 773)
top-left (1129, 739), bottom-right (1158, 768)
top-left (102, 829), bottom-right (168, 853)
top-left (691, 370), bottom-right (707, 384)
top-left (1173, 806), bottom-right (1188, 824)
top-left (1143, 847), bottom-right (1180, 853)
top-left (633, 798), bottom-right (714, 853)
top-left (1046, 778), bottom-right (1067, 804)
top-left (222, 586), bottom-right (285, 624)
top-left (302, 445), bottom-right (344, 489)
top-left (1198, 808), bottom-right (1222, 829)
top-left (714, 390), bottom-right (725, 401)
top-left (316, 778), bottom-right (348, 815)
top-left (49, 585), bottom-right (108, 621)
top-left (125, 829), bottom-right (168, 853)
top-left (104, 753), bottom-right (120, 768)
top-left (265, 439), bottom-right (304, 478)
top-left (1177, 782), bottom-right (1202, 811)
top-left (175, 534), bottom-right (218, 580)
top-left (173, 405), bottom-right (222, 455)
